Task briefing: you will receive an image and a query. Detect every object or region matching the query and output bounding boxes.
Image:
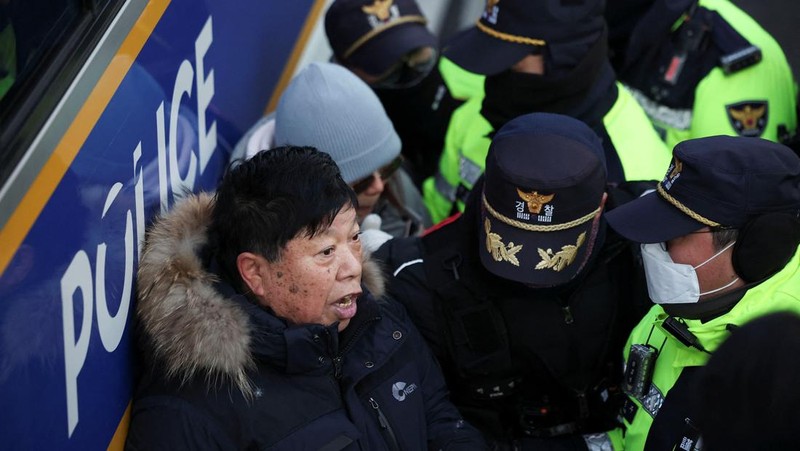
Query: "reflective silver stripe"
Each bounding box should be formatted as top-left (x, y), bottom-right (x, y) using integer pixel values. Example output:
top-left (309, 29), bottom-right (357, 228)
top-left (583, 433), bottom-right (614, 451)
top-left (434, 172), bottom-right (458, 202)
top-left (626, 85), bottom-right (693, 130)
top-left (640, 383), bottom-right (665, 418)
top-left (434, 156), bottom-right (483, 203)
top-left (392, 258), bottom-right (424, 277)
top-left (458, 156), bottom-right (483, 186)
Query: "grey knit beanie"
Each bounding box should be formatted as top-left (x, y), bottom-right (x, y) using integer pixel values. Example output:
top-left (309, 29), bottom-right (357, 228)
top-left (274, 62), bottom-right (401, 184)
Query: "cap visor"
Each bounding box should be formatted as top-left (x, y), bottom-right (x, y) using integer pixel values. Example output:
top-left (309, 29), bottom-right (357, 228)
top-left (443, 26), bottom-right (533, 76)
top-left (349, 23), bottom-right (437, 76)
top-left (605, 191), bottom-right (706, 243)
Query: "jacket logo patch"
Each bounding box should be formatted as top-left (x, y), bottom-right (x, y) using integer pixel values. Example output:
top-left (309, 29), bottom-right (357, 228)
top-left (363, 0), bottom-right (399, 26)
top-left (392, 381), bottom-right (417, 401)
top-left (726, 101), bottom-right (768, 137)
top-left (485, 218), bottom-right (523, 266)
top-left (535, 231), bottom-right (585, 272)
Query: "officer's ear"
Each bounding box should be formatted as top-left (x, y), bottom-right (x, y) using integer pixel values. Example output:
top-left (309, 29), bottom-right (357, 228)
top-left (732, 213), bottom-right (800, 283)
top-left (237, 252), bottom-right (269, 299)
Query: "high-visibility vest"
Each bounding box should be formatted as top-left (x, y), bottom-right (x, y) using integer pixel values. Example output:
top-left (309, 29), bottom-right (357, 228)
top-left (423, 83), bottom-right (671, 224)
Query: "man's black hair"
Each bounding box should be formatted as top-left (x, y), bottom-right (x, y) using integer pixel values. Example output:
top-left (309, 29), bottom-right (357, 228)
top-left (210, 145), bottom-right (357, 290)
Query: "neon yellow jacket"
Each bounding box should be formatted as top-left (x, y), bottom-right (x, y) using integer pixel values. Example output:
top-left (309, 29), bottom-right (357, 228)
top-left (605, 245), bottom-right (800, 450)
top-left (423, 83), bottom-right (672, 224)
top-left (627, 0), bottom-right (797, 149)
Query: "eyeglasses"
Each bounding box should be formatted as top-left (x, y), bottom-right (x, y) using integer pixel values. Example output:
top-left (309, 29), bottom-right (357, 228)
top-left (352, 155), bottom-right (404, 194)
top-left (372, 47), bottom-right (438, 90)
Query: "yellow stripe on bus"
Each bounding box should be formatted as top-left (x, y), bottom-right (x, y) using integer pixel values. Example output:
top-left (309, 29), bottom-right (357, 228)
top-left (264, 0), bottom-right (328, 114)
top-left (108, 402), bottom-right (132, 451)
top-left (0, 0), bottom-right (171, 275)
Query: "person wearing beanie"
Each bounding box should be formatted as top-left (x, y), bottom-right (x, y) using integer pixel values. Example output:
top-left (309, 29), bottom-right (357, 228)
top-left (374, 112), bottom-right (655, 449)
top-left (422, 0), bottom-right (673, 224)
top-left (230, 62), bottom-right (431, 249)
top-left (126, 146), bottom-right (488, 450)
top-left (605, 0), bottom-right (797, 150)
top-left (600, 135), bottom-right (800, 449)
top-left (324, 0), bottom-right (484, 186)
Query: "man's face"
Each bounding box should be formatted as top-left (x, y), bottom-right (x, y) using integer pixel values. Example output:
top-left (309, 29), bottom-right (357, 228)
top-left (664, 228), bottom-right (739, 300)
top-left (253, 206), bottom-right (363, 331)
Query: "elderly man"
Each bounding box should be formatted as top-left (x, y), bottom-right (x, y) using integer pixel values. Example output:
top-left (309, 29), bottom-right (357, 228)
top-left (125, 146), bottom-right (486, 449)
top-left (601, 135), bottom-right (800, 449)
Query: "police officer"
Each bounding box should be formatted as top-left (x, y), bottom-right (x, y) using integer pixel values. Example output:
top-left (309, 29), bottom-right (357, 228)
top-left (325, 0), bottom-right (484, 185)
top-left (423, 0), bottom-right (671, 224)
top-left (601, 135), bottom-right (800, 449)
top-left (605, 0), bottom-right (798, 149)
top-left (375, 113), bottom-right (653, 449)
top-left (694, 312), bottom-right (800, 450)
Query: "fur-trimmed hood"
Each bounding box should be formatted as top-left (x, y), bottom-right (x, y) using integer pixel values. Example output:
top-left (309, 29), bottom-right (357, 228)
top-left (136, 193), bottom-right (387, 394)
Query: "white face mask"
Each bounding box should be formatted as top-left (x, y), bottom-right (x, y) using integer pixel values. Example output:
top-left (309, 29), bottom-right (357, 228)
top-left (641, 241), bottom-right (739, 304)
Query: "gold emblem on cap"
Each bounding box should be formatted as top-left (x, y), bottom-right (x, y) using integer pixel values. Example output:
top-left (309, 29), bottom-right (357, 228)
top-left (485, 218), bottom-right (523, 266)
top-left (535, 232), bottom-right (586, 272)
top-left (729, 104), bottom-right (766, 132)
top-left (485, 0), bottom-right (500, 14)
top-left (668, 159), bottom-right (682, 179)
top-left (517, 188), bottom-right (554, 214)
top-left (362, 0), bottom-right (394, 21)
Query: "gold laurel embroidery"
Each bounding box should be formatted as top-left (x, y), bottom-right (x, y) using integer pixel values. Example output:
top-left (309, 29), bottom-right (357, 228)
top-left (485, 218), bottom-right (523, 266)
top-left (535, 231), bottom-right (586, 272)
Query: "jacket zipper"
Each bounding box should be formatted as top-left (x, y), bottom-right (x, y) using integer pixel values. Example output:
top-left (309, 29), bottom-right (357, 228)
top-left (369, 397), bottom-right (400, 451)
top-left (329, 316), bottom-right (380, 379)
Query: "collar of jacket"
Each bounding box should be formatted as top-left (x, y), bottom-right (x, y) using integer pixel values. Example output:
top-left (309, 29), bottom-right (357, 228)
top-left (650, 246), bottom-right (800, 368)
top-left (136, 193), bottom-right (388, 396)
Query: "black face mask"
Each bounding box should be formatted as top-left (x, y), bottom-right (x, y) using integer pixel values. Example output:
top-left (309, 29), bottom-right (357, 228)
top-left (481, 35), bottom-right (610, 131)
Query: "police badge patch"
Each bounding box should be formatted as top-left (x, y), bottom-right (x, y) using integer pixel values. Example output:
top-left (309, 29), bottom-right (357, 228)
top-left (726, 101), bottom-right (768, 137)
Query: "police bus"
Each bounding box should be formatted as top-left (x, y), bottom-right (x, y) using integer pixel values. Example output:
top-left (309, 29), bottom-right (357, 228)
top-left (0, 0), bottom-right (330, 448)
top-left (0, 0), bottom-right (473, 448)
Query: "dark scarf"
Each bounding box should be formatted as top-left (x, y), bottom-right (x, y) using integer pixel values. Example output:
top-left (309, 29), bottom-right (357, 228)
top-left (481, 35), bottom-right (616, 133)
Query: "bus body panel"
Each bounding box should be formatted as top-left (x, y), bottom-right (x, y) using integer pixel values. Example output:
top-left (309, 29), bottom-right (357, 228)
top-left (0, 0), bottom-right (316, 448)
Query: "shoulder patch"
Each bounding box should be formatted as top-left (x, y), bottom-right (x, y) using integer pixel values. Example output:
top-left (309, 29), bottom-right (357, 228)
top-left (726, 101), bottom-right (768, 137)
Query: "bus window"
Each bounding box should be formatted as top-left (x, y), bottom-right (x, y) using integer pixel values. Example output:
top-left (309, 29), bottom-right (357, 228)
top-left (0, 0), bottom-right (128, 196)
top-left (0, 0), bottom-right (83, 101)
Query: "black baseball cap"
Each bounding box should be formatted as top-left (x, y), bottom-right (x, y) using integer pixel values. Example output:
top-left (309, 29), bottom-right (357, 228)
top-left (479, 112), bottom-right (607, 286)
top-left (325, 0), bottom-right (437, 77)
top-left (444, 0), bottom-right (606, 75)
top-left (606, 135), bottom-right (800, 243)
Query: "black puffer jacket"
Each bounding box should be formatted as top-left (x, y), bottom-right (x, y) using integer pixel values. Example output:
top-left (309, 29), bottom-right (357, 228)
top-left (125, 194), bottom-right (486, 450)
